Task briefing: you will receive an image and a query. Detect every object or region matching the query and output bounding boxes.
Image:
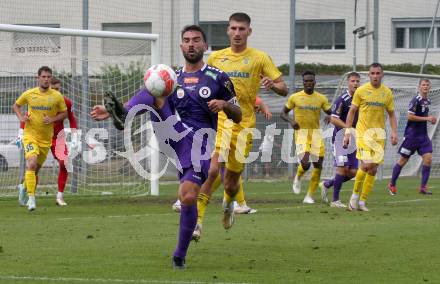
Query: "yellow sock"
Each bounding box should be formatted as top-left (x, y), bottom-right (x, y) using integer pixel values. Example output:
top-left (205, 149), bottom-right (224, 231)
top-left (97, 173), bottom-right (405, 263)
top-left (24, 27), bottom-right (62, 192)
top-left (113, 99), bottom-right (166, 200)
top-left (360, 173), bottom-right (376, 201)
top-left (296, 163), bottom-right (306, 178)
top-left (196, 193), bottom-right (210, 225)
top-left (353, 168), bottom-right (367, 195)
top-left (307, 168), bottom-right (321, 196)
top-left (231, 176), bottom-right (246, 206)
top-left (25, 170), bottom-right (36, 196)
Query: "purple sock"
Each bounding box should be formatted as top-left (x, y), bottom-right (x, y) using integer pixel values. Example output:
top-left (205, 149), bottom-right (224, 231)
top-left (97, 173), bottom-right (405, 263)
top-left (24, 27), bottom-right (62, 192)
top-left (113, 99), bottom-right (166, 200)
top-left (174, 203), bottom-right (197, 258)
top-left (324, 179), bottom-right (334, 188)
top-left (421, 165), bottom-right (431, 188)
top-left (325, 175), bottom-right (352, 189)
top-left (333, 174), bottom-right (345, 201)
top-left (390, 164), bottom-right (402, 186)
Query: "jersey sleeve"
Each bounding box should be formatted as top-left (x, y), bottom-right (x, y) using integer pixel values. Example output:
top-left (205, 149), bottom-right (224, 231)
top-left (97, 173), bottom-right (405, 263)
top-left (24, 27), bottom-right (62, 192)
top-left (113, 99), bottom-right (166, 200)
top-left (331, 97), bottom-right (343, 118)
top-left (217, 72), bottom-right (238, 106)
top-left (65, 98), bottom-right (78, 128)
top-left (57, 95), bottom-right (67, 112)
top-left (321, 95), bottom-right (331, 112)
top-left (15, 91), bottom-right (28, 106)
top-left (261, 53), bottom-right (282, 80)
top-left (285, 94), bottom-right (295, 110)
top-left (407, 97), bottom-right (418, 114)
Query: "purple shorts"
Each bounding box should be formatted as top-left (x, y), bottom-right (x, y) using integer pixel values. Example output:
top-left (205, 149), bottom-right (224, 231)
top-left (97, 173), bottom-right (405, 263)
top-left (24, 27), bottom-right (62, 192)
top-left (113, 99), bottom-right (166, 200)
top-left (398, 136), bottom-right (432, 158)
top-left (333, 143), bottom-right (358, 169)
top-left (178, 159), bottom-right (210, 186)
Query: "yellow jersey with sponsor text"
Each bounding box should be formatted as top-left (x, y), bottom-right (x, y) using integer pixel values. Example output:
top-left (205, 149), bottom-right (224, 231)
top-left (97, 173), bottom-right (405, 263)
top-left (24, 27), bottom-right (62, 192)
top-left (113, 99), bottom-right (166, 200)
top-left (16, 87), bottom-right (67, 147)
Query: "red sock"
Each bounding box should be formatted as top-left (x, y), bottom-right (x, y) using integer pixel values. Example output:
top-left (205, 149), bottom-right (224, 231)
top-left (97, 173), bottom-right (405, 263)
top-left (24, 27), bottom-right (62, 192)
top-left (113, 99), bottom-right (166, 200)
top-left (58, 161), bottom-right (68, 193)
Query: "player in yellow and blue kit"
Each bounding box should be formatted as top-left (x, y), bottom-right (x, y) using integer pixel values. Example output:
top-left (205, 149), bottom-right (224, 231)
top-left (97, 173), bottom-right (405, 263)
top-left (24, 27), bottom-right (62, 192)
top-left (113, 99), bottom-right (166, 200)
top-left (191, 12), bottom-right (288, 241)
top-left (344, 63), bottom-right (398, 211)
top-left (13, 66), bottom-right (67, 211)
top-left (281, 71), bottom-right (332, 204)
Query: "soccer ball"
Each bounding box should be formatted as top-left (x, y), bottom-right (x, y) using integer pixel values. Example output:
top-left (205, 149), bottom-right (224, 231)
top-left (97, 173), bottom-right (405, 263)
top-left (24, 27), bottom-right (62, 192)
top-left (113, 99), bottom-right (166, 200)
top-left (143, 64), bottom-right (178, 97)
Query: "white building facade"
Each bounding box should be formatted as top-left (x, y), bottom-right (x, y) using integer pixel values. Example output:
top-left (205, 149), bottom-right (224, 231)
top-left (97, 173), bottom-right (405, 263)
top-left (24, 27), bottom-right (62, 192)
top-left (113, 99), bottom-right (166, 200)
top-left (0, 0), bottom-right (439, 75)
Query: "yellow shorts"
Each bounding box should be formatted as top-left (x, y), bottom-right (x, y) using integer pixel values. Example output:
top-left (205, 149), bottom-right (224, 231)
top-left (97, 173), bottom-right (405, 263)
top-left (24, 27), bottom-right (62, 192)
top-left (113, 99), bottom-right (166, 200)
top-left (356, 137), bottom-right (385, 164)
top-left (215, 122), bottom-right (253, 173)
top-left (294, 129), bottom-right (325, 159)
top-left (23, 139), bottom-right (50, 166)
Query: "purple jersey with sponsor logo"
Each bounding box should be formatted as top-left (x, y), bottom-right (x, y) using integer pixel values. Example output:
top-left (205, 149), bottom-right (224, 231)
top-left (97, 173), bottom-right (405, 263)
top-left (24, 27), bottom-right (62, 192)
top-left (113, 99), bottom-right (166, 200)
top-left (331, 90), bottom-right (358, 143)
top-left (123, 65), bottom-right (236, 184)
top-left (169, 63), bottom-right (236, 131)
top-left (404, 95), bottom-right (431, 138)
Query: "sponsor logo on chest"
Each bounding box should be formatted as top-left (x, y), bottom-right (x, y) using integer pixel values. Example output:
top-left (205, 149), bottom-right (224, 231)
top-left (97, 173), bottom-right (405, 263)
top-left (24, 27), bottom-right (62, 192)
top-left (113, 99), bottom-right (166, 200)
top-left (199, 86), bottom-right (211, 99)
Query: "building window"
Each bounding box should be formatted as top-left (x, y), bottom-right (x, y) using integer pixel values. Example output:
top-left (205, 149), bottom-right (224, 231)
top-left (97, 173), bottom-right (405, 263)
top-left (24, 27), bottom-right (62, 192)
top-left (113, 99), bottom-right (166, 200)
top-left (393, 19), bottom-right (437, 49)
top-left (295, 20), bottom-right (345, 50)
top-left (102, 22), bottom-right (152, 56)
top-left (13, 24), bottom-right (61, 55)
top-left (199, 22), bottom-right (229, 51)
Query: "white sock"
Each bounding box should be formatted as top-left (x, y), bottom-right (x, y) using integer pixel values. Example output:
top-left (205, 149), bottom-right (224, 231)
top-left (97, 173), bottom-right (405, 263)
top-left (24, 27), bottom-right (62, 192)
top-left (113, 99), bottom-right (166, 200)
top-left (359, 200), bottom-right (366, 207)
top-left (57, 192), bottom-right (63, 199)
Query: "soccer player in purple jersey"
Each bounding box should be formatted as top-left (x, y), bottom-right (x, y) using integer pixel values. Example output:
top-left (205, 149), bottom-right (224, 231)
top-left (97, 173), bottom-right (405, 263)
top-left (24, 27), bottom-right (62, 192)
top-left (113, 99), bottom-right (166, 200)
top-left (319, 72), bottom-right (360, 208)
top-left (91, 25), bottom-right (241, 269)
top-left (388, 79), bottom-right (437, 195)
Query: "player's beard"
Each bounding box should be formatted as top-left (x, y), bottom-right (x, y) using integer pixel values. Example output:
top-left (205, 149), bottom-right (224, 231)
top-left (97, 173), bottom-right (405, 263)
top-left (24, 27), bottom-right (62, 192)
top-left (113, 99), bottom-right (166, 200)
top-left (183, 50), bottom-right (204, 64)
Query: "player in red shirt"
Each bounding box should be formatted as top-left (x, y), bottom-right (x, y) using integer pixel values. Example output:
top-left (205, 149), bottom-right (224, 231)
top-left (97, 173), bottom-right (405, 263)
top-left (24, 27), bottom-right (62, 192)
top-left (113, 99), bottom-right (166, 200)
top-left (18, 77), bottom-right (77, 206)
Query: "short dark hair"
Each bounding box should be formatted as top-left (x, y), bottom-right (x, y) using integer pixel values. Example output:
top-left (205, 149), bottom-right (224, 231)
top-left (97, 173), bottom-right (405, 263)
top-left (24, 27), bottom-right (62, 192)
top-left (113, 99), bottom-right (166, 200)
top-left (419, 78), bottom-right (431, 85)
top-left (51, 77), bottom-right (61, 85)
top-left (302, 70), bottom-right (316, 78)
top-left (38, 66), bottom-right (52, 76)
top-left (229, 12), bottom-right (251, 24)
top-left (347, 72), bottom-right (360, 80)
top-left (369, 62), bottom-right (383, 70)
top-left (181, 25), bottom-right (207, 43)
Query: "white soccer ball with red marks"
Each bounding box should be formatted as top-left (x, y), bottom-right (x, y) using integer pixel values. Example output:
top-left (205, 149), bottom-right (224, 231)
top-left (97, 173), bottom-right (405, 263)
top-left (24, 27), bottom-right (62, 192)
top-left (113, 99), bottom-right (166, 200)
top-left (143, 64), bottom-right (178, 97)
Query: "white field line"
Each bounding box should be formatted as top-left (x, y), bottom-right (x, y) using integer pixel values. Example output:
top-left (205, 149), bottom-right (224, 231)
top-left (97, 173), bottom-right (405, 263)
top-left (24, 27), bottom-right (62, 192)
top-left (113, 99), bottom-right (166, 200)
top-left (0, 275), bottom-right (254, 284)
top-left (385, 198), bottom-right (439, 204)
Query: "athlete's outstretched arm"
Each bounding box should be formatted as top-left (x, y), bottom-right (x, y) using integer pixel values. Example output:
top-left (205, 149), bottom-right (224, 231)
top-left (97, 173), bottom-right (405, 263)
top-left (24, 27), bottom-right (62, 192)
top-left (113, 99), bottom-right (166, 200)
top-left (408, 113), bottom-right (437, 124)
top-left (260, 75), bottom-right (288, 96)
top-left (207, 99), bottom-right (242, 124)
top-left (13, 103), bottom-right (27, 123)
top-left (280, 106), bottom-right (299, 130)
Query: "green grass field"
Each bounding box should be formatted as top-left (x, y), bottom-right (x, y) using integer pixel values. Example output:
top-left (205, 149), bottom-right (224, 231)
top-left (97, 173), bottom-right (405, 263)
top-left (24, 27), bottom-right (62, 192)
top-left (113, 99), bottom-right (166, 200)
top-left (1, 178), bottom-right (439, 284)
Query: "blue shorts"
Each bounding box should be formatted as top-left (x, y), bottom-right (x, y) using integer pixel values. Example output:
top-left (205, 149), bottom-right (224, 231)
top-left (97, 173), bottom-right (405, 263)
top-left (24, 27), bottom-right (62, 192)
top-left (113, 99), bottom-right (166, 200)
top-left (333, 142), bottom-right (358, 169)
top-left (398, 136), bottom-right (432, 158)
top-left (178, 159), bottom-right (209, 186)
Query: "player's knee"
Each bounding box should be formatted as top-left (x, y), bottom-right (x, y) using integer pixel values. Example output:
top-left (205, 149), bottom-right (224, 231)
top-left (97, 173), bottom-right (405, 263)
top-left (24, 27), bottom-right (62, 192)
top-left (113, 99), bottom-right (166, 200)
top-left (301, 162), bottom-right (311, 171)
top-left (423, 155), bottom-right (432, 166)
top-left (348, 169), bottom-right (357, 178)
top-left (180, 190), bottom-right (197, 205)
top-left (26, 159), bottom-right (38, 170)
top-left (367, 167), bottom-right (377, 176)
top-left (224, 179), bottom-right (239, 195)
top-left (398, 156), bottom-right (409, 167)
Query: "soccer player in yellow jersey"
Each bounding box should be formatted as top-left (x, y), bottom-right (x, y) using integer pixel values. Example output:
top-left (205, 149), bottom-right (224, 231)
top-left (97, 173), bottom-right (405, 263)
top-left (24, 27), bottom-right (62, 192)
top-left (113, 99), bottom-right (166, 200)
top-left (344, 63), bottom-right (398, 211)
top-left (12, 66), bottom-right (67, 211)
top-left (191, 12), bottom-right (287, 240)
top-left (281, 71), bottom-right (332, 204)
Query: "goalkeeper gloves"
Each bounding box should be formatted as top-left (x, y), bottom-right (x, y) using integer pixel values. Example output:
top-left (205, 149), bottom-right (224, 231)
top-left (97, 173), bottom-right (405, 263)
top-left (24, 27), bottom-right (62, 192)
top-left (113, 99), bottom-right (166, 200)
top-left (104, 91), bottom-right (126, 130)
